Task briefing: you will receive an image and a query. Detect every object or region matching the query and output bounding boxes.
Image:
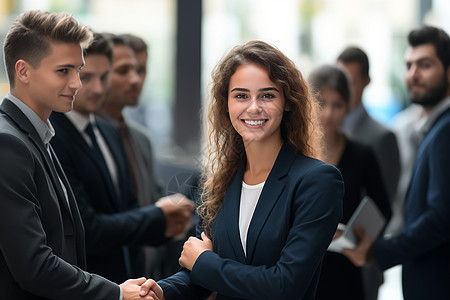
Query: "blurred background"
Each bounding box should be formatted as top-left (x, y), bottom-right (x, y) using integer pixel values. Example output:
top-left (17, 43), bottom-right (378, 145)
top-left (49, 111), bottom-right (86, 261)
top-left (1, 0), bottom-right (449, 298)
top-left (1, 0), bottom-right (449, 162)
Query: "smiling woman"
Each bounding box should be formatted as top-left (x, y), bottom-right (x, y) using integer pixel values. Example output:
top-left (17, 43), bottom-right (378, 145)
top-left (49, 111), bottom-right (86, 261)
top-left (149, 40), bottom-right (345, 300)
top-left (227, 63), bottom-right (285, 151)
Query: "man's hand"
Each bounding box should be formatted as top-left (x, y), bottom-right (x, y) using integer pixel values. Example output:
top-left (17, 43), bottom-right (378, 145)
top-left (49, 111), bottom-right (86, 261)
top-left (140, 279), bottom-right (165, 300)
top-left (333, 222), bottom-right (346, 240)
top-left (120, 278), bottom-right (162, 300)
top-left (179, 232), bottom-right (213, 271)
top-left (156, 193), bottom-right (195, 238)
top-left (342, 226), bottom-right (374, 267)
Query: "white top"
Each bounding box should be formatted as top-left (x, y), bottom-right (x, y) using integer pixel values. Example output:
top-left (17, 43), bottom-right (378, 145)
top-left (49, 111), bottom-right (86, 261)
top-left (239, 181), bottom-right (265, 256)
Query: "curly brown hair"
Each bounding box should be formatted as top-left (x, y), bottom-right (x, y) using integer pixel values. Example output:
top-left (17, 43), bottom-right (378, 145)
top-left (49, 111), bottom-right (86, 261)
top-left (199, 40), bottom-right (322, 237)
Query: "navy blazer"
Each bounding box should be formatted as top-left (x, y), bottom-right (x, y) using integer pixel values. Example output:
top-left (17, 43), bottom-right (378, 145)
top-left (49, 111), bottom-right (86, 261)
top-left (159, 144), bottom-right (344, 300)
top-left (373, 107), bottom-right (450, 299)
top-left (0, 99), bottom-right (118, 299)
top-left (50, 112), bottom-right (167, 283)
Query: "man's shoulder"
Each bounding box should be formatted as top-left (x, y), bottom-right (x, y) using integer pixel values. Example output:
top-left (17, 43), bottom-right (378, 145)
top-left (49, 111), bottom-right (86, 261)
top-left (126, 120), bottom-right (154, 150)
top-left (424, 108), bottom-right (450, 143)
top-left (359, 112), bottom-right (392, 136)
top-left (0, 112), bottom-right (25, 140)
top-left (351, 112), bottom-right (396, 148)
top-left (127, 120), bottom-right (151, 139)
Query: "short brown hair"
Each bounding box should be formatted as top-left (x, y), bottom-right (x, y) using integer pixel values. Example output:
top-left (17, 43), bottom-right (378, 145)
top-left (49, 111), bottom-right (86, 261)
top-left (337, 46), bottom-right (370, 78)
top-left (3, 10), bottom-right (93, 87)
top-left (408, 25), bottom-right (450, 71)
top-left (85, 33), bottom-right (114, 63)
top-left (119, 33), bottom-right (148, 54)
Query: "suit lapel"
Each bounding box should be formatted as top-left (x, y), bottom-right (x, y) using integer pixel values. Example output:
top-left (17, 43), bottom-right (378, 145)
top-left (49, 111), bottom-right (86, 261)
top-left (221, 144), bottom-right (296, 264)
top-left (48, 143), bottom-right (87, 266)
top-left (52, 112), bottom-right (121, 210)
top-left (1, 100), bottom-right (74, 218)
top-left (223, 165), bottom-right (247, 263)
top-left (96, 118), bottom-right (135, 210)
top-left (245, 144), bottom-right (293, 263)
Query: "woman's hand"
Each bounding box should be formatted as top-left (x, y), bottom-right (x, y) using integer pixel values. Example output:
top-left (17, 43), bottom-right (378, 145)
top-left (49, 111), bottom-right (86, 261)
top-left (179, 232), bottom-right (213, 271)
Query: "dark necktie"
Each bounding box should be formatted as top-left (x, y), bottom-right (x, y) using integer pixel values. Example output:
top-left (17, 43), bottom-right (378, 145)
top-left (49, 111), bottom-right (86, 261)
top-left (85, 122), bottom-right (131, 276)
top-left (85, 123), bottom-right (105, 162)
top-left (85, 123), bottom-right (118, 196)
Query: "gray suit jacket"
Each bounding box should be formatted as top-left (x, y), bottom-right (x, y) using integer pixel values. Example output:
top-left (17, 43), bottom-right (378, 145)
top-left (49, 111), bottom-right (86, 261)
top-left (0, 98), bottom-right (118, 299)
top-left (127, 120), bottom-right (201, 280)
top-left (343, 105), bottom-right (400, 202)
top-left (127, 120), bottom-right (163, 204)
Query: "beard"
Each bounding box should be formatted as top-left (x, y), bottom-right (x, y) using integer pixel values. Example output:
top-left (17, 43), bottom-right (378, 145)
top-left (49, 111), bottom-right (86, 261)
top-left (409, 77), bottom-right (449, 108)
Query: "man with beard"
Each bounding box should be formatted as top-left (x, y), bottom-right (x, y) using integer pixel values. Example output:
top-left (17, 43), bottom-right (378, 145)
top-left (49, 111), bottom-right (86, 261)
top-left (343, 25), bottom-right (450, 300)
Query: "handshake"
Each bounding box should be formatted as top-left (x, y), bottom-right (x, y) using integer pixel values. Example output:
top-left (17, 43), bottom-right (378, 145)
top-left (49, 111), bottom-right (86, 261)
top-left (119, 277), bottom-right (164, 300)
top-left (119, 229), bottom-right (215, 300)
top-left (119, 193), bottom-right (198, 300)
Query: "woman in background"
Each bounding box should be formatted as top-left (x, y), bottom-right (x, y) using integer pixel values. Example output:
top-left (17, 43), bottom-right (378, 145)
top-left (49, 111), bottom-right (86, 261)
top-left (308, 64), bottom-right (392, 300)
top-left (146, 41), bottom-right (344, 300)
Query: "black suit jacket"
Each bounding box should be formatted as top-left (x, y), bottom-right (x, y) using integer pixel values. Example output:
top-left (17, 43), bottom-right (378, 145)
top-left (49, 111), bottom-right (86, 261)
top-left (0, 98), bottom-right (118, 299)
top-left (50, 112), bottom-right (167, 283)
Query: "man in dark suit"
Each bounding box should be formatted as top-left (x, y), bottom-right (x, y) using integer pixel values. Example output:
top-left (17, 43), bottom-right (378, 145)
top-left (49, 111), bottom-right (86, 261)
top-left (99, 34), bottom-right (199, 280)
top-left (50, 33), bottom-right (195, 284)
top-left (337, 46), bottom-right (400, 204)
top-left (343, 25), bottom-right (450, 300)
top-left (337, 45), bottom-right (401, 300)
top-left (0, 10), bottom-right (160, 299)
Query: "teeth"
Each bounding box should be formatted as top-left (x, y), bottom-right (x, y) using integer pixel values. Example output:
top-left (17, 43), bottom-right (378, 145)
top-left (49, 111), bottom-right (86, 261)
top-left (244, 120), bottom-right (265, 126)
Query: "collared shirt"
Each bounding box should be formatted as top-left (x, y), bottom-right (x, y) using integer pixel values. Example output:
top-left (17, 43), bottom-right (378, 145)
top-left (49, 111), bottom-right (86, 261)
top-left (7, 93), bottom-right (69, 205)
top-left (66, 110), bottom-right (123, 300)
top-left (65, 110), bottom-right (120, 195)
top-left (7, 93), bottom-right (123, 300)
top-left (7, 92), bottom-right (55, 143)
top-left (418, 96), bottom-right (450, 137)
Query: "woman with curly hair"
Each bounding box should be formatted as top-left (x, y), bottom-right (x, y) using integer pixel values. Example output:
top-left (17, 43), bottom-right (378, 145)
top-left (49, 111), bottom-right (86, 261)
top-left (148, 40), bottom-right (344, 300)
top-left (308, 64), bottom-right (391, 300)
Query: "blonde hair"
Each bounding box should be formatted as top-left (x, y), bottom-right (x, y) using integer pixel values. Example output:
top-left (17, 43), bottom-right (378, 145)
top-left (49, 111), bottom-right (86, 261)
top-left (3, 10), bottom-right (93, 87)
top-left (199, 40), bottom-right (322, 237)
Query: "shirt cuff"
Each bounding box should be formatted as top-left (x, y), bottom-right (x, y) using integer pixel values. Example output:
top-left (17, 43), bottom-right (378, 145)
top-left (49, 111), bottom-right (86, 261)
top-left (119, 286), bottom-right (123, 300)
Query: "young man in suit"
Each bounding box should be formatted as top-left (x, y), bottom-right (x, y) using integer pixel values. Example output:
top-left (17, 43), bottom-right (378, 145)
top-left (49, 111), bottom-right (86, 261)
top-left (337, 46), bottom-right (401, 204)
top-left (0, 10), bottom-right (159, 299)
top-left (337, 46), bottom-right (401, 300)
top-left (344, 25), bottom-right (450, 300)
top-left (99, 33), bottom-right (199, 280)
top-left (50, 33), bottom-right (195, 284)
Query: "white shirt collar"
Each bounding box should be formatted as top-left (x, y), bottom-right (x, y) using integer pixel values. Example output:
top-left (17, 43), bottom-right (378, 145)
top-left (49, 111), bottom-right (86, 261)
top-left (65, 110), bottom-right (95, 132)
